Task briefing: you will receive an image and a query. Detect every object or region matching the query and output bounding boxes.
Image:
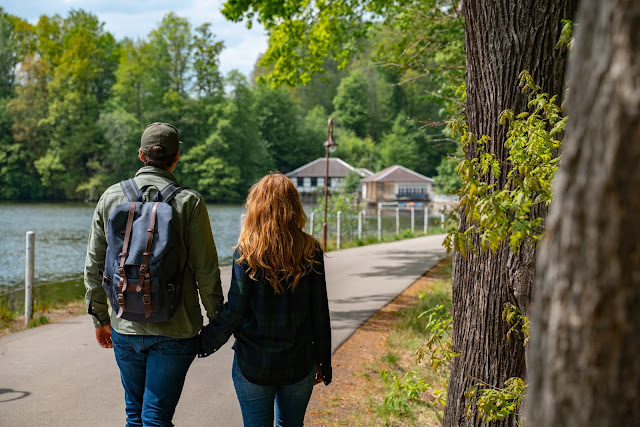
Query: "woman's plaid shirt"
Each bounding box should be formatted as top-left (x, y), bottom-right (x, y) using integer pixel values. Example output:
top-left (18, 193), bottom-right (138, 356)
top-left (199, 247), bottom-right (332, 386)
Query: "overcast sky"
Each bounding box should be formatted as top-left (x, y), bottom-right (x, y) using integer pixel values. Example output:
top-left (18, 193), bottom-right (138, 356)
top-left (2, 0), bottom-right (267, 77)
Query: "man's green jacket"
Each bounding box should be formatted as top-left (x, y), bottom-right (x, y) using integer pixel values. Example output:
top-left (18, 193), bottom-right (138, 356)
top-left (84, 166), bottom-right (223, 338)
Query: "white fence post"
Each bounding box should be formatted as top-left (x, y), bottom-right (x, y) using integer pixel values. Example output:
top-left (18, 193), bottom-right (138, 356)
top-left (336, 211), bottom-right (341, 250)
top-left (377, 206), bottom-right (382, 242)
top-left (358, 210), bottom-right (363, 240)
top-left (424, 207), bottom-right (429, 235)
top-left (25, 231), bottom-right (35, 326)
top-left (411, 206), bottom-right (415, 233)
top-left (309, 212), bottom-right (315, 236)
top-left (395, 207), bottom-right (400, 235)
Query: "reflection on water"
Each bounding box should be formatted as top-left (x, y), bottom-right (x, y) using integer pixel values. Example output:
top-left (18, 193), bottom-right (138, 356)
top-left (0, 202), bottom-right (246, 296)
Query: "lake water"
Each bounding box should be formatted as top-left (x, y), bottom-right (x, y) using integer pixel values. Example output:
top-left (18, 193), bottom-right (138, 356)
top-left (0, 202), bottom-right (247, 296)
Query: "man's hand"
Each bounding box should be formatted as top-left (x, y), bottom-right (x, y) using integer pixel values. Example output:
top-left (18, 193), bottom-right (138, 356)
top-left (95, 325), bottom-right (113, 348)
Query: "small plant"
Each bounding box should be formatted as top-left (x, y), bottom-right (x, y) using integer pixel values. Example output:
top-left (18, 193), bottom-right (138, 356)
top-left (465, 377), bottom-right (526, 422)
top-left (502, 302), bottom-right (530, 344)
top-left (379, 369), bottom-right (430, 424)
top-left (415, 303), bottom-right (459, 372)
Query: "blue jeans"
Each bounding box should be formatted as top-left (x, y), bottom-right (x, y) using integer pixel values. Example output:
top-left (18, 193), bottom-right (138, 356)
top-left (111, 329), bottom-right (197, 427)
top-left (232, 354), bottom-right (316, 427)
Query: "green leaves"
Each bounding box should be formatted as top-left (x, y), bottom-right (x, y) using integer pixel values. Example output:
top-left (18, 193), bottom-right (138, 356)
top-left (446, 71), bottom-right (565, 255)
top-left (465, 377), bottom-right (526, 422)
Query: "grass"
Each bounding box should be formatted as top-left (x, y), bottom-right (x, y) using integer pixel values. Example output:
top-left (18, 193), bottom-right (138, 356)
top-left (0, 294), bottom-right (84, 336)
top-left (369, 258), bottom-right (452, 426)
top-left (324, 227), bottom-right (448, 252)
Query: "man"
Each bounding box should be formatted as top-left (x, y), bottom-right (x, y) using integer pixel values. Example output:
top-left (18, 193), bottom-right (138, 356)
top-left (84, 122), bottom-right (223, 426)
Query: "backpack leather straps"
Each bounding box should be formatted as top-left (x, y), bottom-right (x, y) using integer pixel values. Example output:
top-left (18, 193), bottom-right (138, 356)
top-left (139, 201), bottom-right (160, 319)
top-left (116, 201), bottom-right (137, 318)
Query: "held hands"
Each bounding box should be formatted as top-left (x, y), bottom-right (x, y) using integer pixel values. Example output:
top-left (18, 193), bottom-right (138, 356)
top-left (314, 365), bottom-right (323, 386)
top-left (95, 325), bottom-right (113, 348)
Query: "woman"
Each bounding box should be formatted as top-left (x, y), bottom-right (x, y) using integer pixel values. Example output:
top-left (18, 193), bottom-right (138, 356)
top-left (199, 172), bottom-right (332, 427)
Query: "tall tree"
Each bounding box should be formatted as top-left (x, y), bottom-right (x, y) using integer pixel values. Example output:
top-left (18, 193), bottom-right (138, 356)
top-left (36, 10), bottom-right (119, 198)
top-left (444, 2), bottom-right (579, 426)
top-left (333, 70), bottom-right (371, 138)
top-left (527, 1), bottom-right (640, 425)
top-left (254, 84), bottom-right (304, 173)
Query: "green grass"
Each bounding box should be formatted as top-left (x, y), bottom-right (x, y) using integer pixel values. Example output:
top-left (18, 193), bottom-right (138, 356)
top-left (27, 314), bottom-right (50, 328)
top-left (373, 257), bottom-right (453, 426)
top-left (324, 226), bottom-right (448, 252)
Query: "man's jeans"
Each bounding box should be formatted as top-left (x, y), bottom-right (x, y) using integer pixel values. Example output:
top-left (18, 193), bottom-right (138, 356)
top-left (232, 354), bottom-right (316, 427)
top-left (111, 329), bottom-right (197, 427)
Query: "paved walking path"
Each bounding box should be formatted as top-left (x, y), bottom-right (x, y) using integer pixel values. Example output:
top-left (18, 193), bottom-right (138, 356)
top-left (0, 235), bottom-right (446, 426)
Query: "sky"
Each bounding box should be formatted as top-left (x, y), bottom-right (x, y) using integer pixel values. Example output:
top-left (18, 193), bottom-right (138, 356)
top-left (1, 0), bottom-right (268, 77)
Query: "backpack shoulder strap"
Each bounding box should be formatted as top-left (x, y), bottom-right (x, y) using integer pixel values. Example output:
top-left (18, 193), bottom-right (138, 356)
top-left (119, 179), bottom-right (140, 202)
top-left (160, 184), bottom-right (186, 203)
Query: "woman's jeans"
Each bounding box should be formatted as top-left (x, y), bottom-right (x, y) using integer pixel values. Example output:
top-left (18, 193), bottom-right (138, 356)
top-left (232, 354), bottom-right (316, 427)
top-left (111, 329), bottom-right (197, 427)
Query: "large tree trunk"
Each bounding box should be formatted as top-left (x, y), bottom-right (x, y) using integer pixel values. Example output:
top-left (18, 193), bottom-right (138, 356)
top-left (444, 1), bottom-right (578, 425)
top-left (526, 1), bottom-right (640, 425)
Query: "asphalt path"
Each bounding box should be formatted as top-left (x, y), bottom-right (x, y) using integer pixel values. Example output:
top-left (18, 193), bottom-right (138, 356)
top-left (0, 234), bottom-right (446, 426)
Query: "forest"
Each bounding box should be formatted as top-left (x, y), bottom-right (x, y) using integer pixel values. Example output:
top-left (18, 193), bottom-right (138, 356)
top-left (0, 7), bottom-right (457, 202)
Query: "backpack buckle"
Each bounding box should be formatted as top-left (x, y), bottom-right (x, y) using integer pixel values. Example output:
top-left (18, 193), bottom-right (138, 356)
top-left (143, 294), bottom-right (151, 305)
top-left (117, 294), bottom-right (125, 305)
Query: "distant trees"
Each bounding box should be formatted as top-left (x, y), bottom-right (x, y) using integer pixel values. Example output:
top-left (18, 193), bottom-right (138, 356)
top-left (0, 6), bottom-right (454, 202)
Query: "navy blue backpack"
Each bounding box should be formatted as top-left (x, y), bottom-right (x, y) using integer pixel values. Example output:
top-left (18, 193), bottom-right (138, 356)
top-left (102, 179), bottom-right (185, 322)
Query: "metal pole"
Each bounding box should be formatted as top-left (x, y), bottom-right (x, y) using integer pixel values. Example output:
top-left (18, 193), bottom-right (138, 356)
top-left (357, 210), bottom-right (363, 240)
top-left (424, 207), bottom-right (429, 235)
top-left (377, 206), bottom-right (382, 242)
top-left (411, 206), bottom-right (415, 233)
top-left (310, 212), bottom-right (315, 236)
top-left (322, 119), bottom-right (335, 250)
top-left (336, 211), bottom-right (341, 250)
top-left (395, 207), bottom-right (400, 235)
top-left (441, 212), bottom-right (446, 229)
top-left (322, 147), bottom-right (329, 250)
top-left (25, 231), bottom-right (35, 326)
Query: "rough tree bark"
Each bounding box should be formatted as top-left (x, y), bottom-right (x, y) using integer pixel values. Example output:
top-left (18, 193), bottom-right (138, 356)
top-left (444, 1), bottom-right (578, 426)
top-left (526, 1), bottom-right (640, 425)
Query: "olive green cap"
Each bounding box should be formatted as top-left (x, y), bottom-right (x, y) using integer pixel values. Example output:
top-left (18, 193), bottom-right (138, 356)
top-left (140, 122), bottom-right (182, 156)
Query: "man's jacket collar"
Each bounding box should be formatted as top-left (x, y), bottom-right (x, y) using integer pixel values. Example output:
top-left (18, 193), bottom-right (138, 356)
top-left (135, 166), bottom-right (179, 184)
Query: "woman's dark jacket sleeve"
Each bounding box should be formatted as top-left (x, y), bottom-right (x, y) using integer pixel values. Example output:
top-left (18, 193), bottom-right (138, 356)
top-left (311, 249), bottom-right (332, 385)
top-left (198, 253), bottom-right (249, 357)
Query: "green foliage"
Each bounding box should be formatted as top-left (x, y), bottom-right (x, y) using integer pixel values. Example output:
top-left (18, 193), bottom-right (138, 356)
top-left (444, 71), bottom-right (565, 255)
top-left (333, 70), bottom-right (371, 138)
top-left (341, 171), bottom-right (362, 194)
top-left (379, 369), bottom-right (430, 424)
top-left (415, 302), bottom-right (459, 373)
top-left (222, 0), bottom-right (383, 86)
top-left (434, 146), bottom-right (463, 194)
top-left (27, 314), bottom-right (50, 328)
top-left (503, 303), bottom-right (530, 345)
top-left (465, 377), bottom-right (526, 423)
top-left (333, 128), bottom-right (380, 172)
top-left (254, 83), bottom-right (305, 172)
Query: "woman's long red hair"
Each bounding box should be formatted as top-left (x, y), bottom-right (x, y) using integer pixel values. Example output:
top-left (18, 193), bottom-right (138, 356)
top-left (236, 173), bottom-right (319, 293)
